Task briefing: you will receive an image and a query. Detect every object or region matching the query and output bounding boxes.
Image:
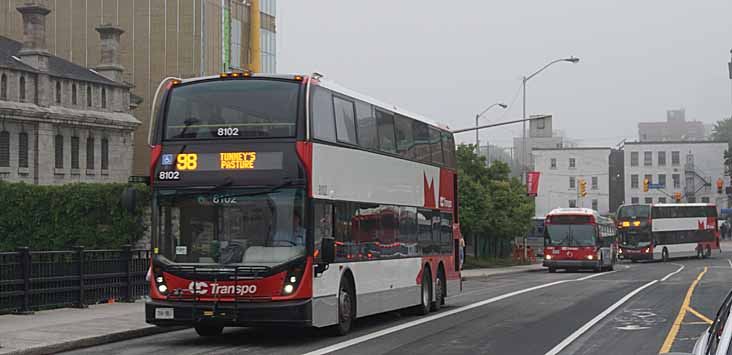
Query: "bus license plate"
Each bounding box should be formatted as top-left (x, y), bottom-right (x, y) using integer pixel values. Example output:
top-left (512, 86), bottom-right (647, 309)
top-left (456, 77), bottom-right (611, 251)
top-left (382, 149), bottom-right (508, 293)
top-left (155, 308), bottom-right (174, 320)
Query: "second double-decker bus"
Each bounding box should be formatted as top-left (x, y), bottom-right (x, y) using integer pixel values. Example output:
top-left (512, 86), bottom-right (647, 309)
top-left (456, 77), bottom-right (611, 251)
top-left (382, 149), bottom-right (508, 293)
top-left (542, 208), bottom-right (617, 273)
top-left (617, 203), bottom-right (719, 262)
top-left (134, 72), bottom-right (462, 337)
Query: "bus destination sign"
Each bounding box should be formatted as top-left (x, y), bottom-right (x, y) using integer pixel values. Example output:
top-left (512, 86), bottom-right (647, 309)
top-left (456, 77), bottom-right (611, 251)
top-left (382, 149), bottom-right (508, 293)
top-left (160, 152), bottom-right (283, 172)
top-left (220, 152), bottom-right (257, 169)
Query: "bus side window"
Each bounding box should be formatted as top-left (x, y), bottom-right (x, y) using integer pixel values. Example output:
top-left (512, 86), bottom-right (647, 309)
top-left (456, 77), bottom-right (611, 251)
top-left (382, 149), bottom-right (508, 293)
top-left (311, 87), bottom-right (336, 142)
top-left (441, 212), bottom-right (453, 254)
top-left (417, 209), bottom-right (432, 255)
top-left (313, 201), bottom-right (333, 259)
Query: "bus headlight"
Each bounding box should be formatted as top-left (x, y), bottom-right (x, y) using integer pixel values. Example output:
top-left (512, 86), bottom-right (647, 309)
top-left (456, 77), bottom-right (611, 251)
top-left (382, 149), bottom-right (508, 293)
top-left (283, 284), bottom-right (294, 294)
top-left (158, 284), bottom-right (168, 293)
top-left (281, 264), bottom-right (305, 295)
top-left (153, 272), bottom-right (168, 296)
top-left (587, 255), bottom-right (594, 260)
top-left (545, 254), bottom-right (552, 260)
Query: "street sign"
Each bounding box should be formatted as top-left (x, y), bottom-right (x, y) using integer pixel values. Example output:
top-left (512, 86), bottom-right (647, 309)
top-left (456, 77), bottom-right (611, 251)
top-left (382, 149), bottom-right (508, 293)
top-left (648, 183), bottom-right (665, 189)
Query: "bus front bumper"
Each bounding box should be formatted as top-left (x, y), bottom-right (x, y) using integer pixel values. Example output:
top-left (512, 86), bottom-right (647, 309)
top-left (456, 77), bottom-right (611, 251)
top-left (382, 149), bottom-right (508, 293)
top-left (543, 259), bottom-right (599, 269)
top-left (145, 297), bottom-right (312, 327)
top-left (619, 250), bottom-right (653, 261)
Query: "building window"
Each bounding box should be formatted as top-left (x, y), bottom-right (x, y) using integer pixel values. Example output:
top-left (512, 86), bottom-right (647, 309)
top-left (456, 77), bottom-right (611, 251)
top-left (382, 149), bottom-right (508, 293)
top-left (658, 151), bottom-right (666, 166)
top-left (630, 152), bottom-right (638, 166)
top-left (673, 174), bottom-right (680, 188)
top-left (86, 136), bottom-right (95, 169)
top-left (631, 197), bottom-right (639, 204)
top-left (537, 118), bottom-right (545, 129)
top-left (19, 76), bottom-right (25, 101)
top-left (644, 174), bottom-right (652, 184)
top-left (87, 86), bottom-right (92, 107)
top-left (568, 200), bottom-right (577, 208)
top-left (701, 197), bottom-right (710, 203)
top-left (569, 158), bottom-right (576, 169)
top-left (658, 174), bottom-right (666, 188)
top-left (550, 158), bottom-right (556, 169)
top-left (56, 81), bottom-right (61, 103)
top-left (569, 176), bottom-right (576, 189)
top-left (1, 74), bottom-right (7, 99)
top-left (631, 174), bottom-right (639, 189)
top-left (643, 151), bottom-right (652, 166)
top-left (0, 130), bottom-right (9, 167)
top-left (18, 132), bottom-right (28, 168)
top-left (70, 136), bottom-right (79, 169)
top-left (72, 84), bottom-right (77, 105)
top-left (672, 151), bottom-right (680, 166)
top-left (645, 197), bottom-right (653, 204)
top-left (591, 176), bottom-right (598, 190)
top-left (688, 197), bottom-right (696, 203)
top-left (101, 88), bottom-right (107, 109)
top-left (658, 197), bottom-right (666, 203)
top-left (54, 134), bottom-right (64, 168)
top-left (101, 138), bottom-right (109, 170)
top-left (592, 199), bottom-right (598, 211)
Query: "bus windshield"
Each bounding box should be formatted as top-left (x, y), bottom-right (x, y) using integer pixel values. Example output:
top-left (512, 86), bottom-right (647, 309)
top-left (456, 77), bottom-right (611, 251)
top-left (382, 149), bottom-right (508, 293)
top-left (164, 79), bottom-right (300, 140)
top-left (545, 224), bottom-right (596, 247)
top-left (618, 205), bottom-right (650, 219)
top-left (155, 188), bottom-right (306, 267)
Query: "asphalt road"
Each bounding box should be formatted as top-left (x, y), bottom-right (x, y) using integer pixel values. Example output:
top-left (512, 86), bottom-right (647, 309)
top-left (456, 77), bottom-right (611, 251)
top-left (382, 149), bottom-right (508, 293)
top-left (63, 252), bottom-right (732, 355)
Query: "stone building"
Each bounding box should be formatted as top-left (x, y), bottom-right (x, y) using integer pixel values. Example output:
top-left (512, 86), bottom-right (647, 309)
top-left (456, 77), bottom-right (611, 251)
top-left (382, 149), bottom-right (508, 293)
top-left (0, 2), bottom-right (139, 185)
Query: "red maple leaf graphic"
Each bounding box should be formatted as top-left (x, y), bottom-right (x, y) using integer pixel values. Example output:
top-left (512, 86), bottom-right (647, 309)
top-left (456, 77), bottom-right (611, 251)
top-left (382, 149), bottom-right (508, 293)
top-left (423, 173), bottom-right (436, 208)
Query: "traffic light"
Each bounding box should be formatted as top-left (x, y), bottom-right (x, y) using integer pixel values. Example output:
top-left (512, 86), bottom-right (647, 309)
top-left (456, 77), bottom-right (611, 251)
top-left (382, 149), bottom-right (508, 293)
top-left (674, 192), bottom-right (682, 202)
top-left (579, 179), bottom-right (587, 197)
top-left (717, 179), bottom-right (723, 194)
top-left (643, 178), bottom-right (649, 192)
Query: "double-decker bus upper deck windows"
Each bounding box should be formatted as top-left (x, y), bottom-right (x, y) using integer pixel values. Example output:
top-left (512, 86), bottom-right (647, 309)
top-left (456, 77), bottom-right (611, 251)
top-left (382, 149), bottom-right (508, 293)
top-left (376, 109), bottom-right (397, 154)
top-left (333, 96), bottom-right (358, 145)
top-left (442, 131), bottom-right (456, 169)
top-left (394, 115), bottom-right (416, 159)
top-left (429, 127), bottom-right (444, 165)
top-left (356, 101), bottom-right (378, 150)
top-left (164, 79), bottom-right (299, 140)
top-left (312, 86), bottom-right (336, 142)
top-left (412, 121), bottom-right (431, 163)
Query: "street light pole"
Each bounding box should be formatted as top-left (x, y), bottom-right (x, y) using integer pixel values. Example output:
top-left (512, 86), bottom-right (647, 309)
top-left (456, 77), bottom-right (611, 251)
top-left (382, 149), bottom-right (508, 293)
top-left (520, 56), bottom-right (580, 183)
top-left (475, 103), bottom-right (508, 154)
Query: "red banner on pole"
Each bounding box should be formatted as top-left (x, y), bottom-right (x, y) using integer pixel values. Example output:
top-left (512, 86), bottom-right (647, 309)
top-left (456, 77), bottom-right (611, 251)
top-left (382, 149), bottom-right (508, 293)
top-left (527, 171), bottom-right (540, 196)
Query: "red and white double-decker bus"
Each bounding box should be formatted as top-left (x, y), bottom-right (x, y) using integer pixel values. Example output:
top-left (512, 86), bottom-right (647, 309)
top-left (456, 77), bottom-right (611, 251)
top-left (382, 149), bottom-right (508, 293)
top-left (138, 72), bottom-right (462, 337)
top-left (616, 203), bottom-right (719, 262)
top-left (542, 208), bottom-right (617, 273)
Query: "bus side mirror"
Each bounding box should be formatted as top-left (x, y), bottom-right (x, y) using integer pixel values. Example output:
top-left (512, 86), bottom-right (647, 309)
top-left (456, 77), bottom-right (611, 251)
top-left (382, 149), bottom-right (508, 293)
top-left (321, 237), bottom-right (336, 264)
top-left (121, 187), bottom-right (138, 214)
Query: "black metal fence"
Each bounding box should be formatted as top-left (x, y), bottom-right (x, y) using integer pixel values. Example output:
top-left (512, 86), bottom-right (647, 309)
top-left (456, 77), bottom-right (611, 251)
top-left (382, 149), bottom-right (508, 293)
top-left (0, 246), bottom-right (150, 315)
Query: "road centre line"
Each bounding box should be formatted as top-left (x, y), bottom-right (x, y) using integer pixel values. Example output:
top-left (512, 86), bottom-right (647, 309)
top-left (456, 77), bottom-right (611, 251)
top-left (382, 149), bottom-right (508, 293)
top-left (544, 264), bottom-right (689, 355)
top-left (304, 271), bottom-right (619, 355)
top-left (661, 264), bottom-right (685, 282)
top-left (659, 266), bottom-right (709, 354)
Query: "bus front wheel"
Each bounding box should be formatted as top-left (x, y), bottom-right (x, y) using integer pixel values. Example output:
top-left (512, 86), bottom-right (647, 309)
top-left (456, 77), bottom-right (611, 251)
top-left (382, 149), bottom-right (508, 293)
top-left (415, 268), bottom-right (432, 316)
top-left (662, 248), bottom-right (669, 262)
top-left (330, 277), bottom-right (355, 336)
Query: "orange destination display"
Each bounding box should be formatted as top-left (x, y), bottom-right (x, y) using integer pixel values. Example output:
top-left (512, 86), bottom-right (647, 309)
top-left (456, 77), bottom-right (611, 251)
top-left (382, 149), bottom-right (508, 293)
top-left (220, 152), bottom-right (257, 169)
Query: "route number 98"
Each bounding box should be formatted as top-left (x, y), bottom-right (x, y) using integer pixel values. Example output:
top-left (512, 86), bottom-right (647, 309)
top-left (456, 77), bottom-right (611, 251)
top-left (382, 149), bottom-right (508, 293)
top-left (176, 153), bottom-right (198, 171)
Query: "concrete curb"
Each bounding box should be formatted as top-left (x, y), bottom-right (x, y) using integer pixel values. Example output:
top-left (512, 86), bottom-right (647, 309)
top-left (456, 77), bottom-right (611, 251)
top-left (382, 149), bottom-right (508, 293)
top-left (461, 265), bottom-right (545, 280)
top-left (0, 325), bottom-right (187, 355)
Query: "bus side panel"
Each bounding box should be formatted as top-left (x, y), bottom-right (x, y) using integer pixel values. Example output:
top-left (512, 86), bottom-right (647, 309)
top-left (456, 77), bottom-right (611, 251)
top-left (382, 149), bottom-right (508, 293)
top-left (311, 258), bottom-right (423, 327)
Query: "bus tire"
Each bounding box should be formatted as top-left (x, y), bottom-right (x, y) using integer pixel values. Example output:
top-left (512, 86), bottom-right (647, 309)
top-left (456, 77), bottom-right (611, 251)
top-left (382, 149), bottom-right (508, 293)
top-left (432, 267), bottom-right (445, 311)
top-left (415, 267), bottom-right (432, 316)
top-left (195, 325), bottom-right (223, 337)
top-left (696, 247), bottom-right (703, 259)
top-left (705, 246), bottom-right (712, 258)
top-left (548, 267), bottom-right (556, 273)
top-left (662, 248), bottom-right (669, 262)
top-left (330, 276), bottom-right (356, 336)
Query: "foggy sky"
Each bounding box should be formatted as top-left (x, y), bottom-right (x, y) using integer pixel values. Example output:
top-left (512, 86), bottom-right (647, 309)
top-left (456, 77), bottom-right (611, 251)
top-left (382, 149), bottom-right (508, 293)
top-left (277, 1), bottom-right (732, 148)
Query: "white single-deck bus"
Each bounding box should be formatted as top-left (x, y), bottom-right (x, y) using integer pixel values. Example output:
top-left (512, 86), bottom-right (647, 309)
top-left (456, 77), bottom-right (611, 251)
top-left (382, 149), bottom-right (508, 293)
top-left (139, 73), bottom-right (462, 337)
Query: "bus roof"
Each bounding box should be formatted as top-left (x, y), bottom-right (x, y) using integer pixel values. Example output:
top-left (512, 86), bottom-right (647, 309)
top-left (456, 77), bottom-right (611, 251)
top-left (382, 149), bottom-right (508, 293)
top-left (175, 73), bottom-right (452, 133)
top-left (546, 208), bottom-right (598, 216)
top-left (652, 203), bottom-right (716, 208)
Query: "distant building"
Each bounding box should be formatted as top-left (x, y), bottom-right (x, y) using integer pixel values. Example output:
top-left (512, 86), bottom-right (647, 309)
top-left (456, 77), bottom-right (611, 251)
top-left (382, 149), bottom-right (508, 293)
top-left (513, 115), bottom-right (566, 173)
top-left (533, 147), bottom-right (612, 217)
top-left (0, 0), bottom-right (277, 176)
top-left (638, 109), bottom-right (706, 142)
top-left (0, 3), bottom-right (139, 185)
top-left (623, 141), bottom-right (726, 207)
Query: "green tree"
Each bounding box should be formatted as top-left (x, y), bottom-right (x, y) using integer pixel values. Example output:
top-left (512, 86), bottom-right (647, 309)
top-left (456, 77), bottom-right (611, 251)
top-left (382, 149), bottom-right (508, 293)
top-left (711, 117), bottom-right (732, 142)
top-left (456, 144), bottom-right (534, 258)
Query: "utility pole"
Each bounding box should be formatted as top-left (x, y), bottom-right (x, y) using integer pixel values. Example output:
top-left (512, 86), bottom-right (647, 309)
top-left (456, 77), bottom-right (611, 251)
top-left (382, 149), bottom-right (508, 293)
top-left (728, 49), bottom-right (732, 209)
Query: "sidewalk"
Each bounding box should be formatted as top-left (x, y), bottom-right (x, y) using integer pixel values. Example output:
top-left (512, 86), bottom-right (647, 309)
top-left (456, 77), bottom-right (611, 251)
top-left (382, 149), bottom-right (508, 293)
top-left (0, 301), bottom-right (181, 355)
top-left (461, 261), bottom-right (545, 280)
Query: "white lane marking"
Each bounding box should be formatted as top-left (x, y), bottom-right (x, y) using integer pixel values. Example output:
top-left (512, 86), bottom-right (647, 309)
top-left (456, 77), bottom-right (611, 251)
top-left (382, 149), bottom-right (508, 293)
top-left (543, 280), bottom-right (658, 355)
top-left (577, 271), bottom-right (616, 281)
top-left (544, 264), bottom-right (685, 355)
top-left (660, 264), bottom-right (685, 282)
top-left (728, 259), bottom-right (732, 269)
top-left (302, 279), bottom-right (572, 355)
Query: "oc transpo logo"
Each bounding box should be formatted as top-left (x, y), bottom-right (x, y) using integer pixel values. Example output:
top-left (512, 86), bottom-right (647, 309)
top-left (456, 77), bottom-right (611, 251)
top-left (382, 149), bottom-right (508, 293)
top-left (188, 281), bottom-right (258, 296)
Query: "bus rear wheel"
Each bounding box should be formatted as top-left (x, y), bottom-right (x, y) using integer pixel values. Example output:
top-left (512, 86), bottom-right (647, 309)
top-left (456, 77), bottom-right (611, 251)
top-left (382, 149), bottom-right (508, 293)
top-left (195, 325), bottom-right (223, 337)
top-left (432, 269), bottom-right (445, 312)
top-left (705, 246), bottom-right (712, 258)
